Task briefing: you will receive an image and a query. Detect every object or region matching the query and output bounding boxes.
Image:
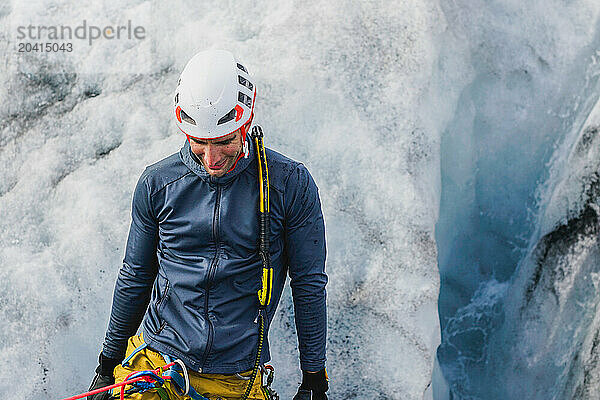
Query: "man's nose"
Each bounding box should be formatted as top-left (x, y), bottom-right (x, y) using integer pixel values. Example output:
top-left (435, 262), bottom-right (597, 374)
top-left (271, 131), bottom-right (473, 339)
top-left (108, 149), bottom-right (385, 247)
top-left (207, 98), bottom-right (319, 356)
top-left (203, 145), bottom-right (219, 165)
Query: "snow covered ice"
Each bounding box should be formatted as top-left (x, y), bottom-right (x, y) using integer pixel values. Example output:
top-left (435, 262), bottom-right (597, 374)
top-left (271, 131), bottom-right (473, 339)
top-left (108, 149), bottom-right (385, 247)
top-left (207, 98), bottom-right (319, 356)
top-left (0, 1), bottom-right (599, 399)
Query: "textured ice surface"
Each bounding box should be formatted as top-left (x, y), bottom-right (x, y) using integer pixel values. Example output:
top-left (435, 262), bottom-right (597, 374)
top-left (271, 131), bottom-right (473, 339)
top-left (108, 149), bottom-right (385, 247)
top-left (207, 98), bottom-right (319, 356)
top-left (435, 1), bottom-right (600, 398)
top-left (474, 93), bottom-right (600, 400)
top-left (0, 1), bottom-right (445, 399)
top-left (3, 1), bottom-right (599, 399)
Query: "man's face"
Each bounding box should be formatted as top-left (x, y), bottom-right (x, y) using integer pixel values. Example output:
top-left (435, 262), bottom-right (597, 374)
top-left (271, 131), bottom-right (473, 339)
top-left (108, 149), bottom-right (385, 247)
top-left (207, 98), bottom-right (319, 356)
top-left (188, 129), bottom-right (243, 177)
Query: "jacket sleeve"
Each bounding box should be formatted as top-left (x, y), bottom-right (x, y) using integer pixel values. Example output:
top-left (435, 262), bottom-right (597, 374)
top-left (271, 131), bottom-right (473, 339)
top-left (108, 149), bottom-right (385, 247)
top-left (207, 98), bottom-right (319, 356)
top-left (101, 171), bottom-right (159, 360)
top-left (284, 163), bottom-right (328, 372)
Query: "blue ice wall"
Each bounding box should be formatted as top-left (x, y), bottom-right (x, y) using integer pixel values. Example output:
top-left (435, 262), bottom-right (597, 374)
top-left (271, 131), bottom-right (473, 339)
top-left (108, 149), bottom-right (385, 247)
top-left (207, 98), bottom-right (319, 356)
top-left (435, 2), bottom-right (600, 397)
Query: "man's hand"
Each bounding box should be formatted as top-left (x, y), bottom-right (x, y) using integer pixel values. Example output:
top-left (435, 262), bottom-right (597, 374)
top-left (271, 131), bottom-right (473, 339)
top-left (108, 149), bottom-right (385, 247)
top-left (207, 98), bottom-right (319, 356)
top-left (87, 353), bottom-right (120, 400)
top-left (293, 369), bottom-right (329, 400)
top-left (87, 373), bottom-right (114, 400)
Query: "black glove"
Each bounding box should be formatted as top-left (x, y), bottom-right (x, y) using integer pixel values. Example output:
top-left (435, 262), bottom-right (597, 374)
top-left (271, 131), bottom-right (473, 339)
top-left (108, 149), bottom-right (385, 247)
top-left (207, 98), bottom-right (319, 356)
top-left (293, 369), bottom-right (328, 400)
top-left (87, 353), bottom-right (120, 400)
top-left (87, 373), bottom-right (114, 400)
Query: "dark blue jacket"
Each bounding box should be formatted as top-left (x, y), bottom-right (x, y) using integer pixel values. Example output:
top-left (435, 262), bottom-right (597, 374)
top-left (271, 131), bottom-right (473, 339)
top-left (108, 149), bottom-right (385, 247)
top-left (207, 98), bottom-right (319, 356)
top-left (102, 140), bottom-right (327, 373)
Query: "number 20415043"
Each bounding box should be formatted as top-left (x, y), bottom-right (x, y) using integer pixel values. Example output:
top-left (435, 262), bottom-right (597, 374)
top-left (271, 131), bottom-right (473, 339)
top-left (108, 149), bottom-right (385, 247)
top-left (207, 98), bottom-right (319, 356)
top-left (18, 42), bottom-right (73, 52)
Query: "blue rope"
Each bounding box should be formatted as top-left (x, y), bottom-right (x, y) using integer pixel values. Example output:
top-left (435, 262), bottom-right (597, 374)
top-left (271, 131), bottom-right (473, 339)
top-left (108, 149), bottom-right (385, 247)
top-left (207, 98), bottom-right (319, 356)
top-left (159, 355), bottom-right (210, 400)
top-left (119, 349), bottom-right (209, 400)
top-left (126, 370), bottom-right (165, 393)
top-left (121, 343), bottom-right (148, 367)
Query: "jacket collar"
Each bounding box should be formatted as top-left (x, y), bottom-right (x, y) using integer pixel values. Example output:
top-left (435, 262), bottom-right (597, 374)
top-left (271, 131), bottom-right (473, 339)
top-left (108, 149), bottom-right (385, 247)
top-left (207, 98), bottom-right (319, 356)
top-left (180, 139), bottom-right (254, 184)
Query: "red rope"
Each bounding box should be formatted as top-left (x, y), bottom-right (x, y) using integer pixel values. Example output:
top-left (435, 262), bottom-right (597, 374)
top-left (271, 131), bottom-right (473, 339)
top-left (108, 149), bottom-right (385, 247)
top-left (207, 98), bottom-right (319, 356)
top-left (60, 362), bottom-right (176, 400)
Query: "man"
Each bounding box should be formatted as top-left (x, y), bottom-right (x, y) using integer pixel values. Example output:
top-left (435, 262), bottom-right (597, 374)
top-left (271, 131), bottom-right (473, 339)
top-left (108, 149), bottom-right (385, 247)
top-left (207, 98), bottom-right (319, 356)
top-left (88, 49), bottom-right (329, 399)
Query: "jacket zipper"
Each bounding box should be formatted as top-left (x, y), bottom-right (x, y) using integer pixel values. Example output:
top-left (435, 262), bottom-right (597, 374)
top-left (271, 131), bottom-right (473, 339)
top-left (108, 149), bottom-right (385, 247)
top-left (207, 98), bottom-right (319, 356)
top-left (201, 184), bottom-right (221, 370)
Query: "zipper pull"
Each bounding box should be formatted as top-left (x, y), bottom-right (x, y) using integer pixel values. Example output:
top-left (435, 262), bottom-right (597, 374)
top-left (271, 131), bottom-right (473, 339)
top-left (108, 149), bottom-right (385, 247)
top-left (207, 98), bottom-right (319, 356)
top-left (254, 308), bottom-right (265, 324)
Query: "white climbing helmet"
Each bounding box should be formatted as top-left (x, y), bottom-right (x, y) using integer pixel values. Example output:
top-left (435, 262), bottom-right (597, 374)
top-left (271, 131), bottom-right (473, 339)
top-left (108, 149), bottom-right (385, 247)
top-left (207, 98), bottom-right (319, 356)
top-left (174, 49), bottom-right (256, 141)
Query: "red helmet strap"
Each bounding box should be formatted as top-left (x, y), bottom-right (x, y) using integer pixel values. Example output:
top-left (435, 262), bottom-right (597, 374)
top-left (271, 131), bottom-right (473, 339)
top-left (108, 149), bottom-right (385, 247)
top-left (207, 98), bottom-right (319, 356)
top-left (186, 113), bottom-right (254, 175)
top-left (226, 113), bottom-right (254, 173)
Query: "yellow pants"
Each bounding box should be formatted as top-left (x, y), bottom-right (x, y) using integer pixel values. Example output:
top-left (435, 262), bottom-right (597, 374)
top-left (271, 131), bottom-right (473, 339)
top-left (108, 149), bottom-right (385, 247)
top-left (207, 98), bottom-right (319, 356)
top-left (112, 334), bottom-right (267, 400)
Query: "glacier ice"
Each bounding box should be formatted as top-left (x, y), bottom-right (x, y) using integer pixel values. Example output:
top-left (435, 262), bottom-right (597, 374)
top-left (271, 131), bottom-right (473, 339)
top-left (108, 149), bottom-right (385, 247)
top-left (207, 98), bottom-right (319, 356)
top-left (2, 0), bottom-right (600, 399)
top-left (1, 1), bottom-right (446, 399)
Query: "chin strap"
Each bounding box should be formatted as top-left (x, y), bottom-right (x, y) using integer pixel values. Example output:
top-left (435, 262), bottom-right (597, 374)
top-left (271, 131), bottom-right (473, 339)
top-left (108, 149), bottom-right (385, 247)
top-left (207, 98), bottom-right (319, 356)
top-left (242, 113), bottom-right (253, 159)
top-left (243, 138), bottom-right (249, 158)
top-left (226, 115), bottom-right (253, 172)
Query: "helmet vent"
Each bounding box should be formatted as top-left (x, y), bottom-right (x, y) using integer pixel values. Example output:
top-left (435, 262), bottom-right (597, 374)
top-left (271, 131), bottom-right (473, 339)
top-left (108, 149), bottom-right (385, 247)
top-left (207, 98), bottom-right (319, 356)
top-left (238, 92), bottom-right (252, 108)
top-left (174, 92), bottom-right (179, 104)
top-left (237, 63), bottom-right (247, 73)
top-left (217, 108), bottom-right (236, 125)
top-left (238, 75), bottom-right (254, 91)
top-left (180, 109), bottom-right (196, 125)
